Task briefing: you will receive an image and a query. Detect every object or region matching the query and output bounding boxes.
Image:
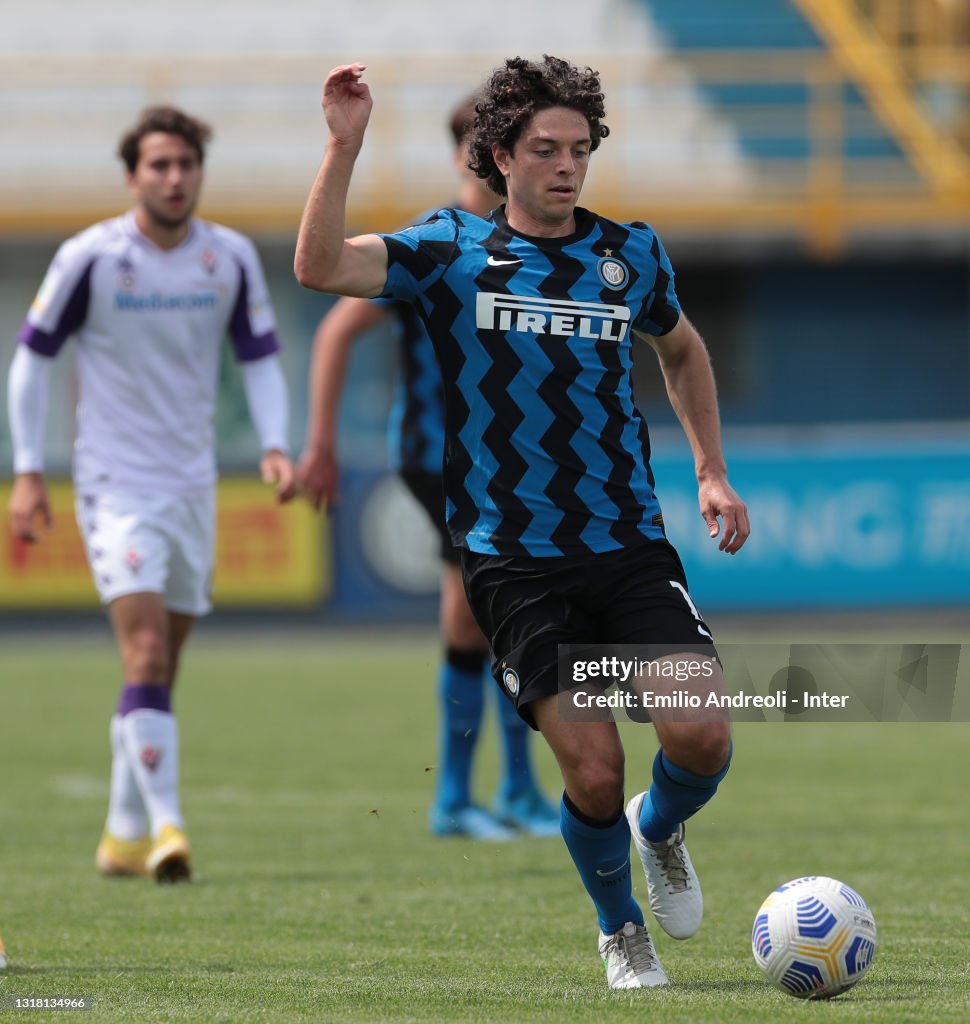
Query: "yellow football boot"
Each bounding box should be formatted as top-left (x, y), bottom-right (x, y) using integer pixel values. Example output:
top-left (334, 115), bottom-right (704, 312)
top-left (147, 825), bottom-right (192, 884)
top-left (96, 831), bottom-right (151, 877)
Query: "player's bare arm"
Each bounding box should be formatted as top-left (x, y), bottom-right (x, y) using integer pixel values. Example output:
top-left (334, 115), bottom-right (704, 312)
top-left (638, 314), bottom-right (750, 554)
top-left (298, 297), bottom-right (388, 511)
top-left (294, 63), bottom-right (388, 298)
top-left (9, 472), bottom-right (53, 544)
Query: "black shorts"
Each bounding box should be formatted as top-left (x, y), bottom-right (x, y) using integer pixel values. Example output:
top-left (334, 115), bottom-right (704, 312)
top-left (461, 540), bottom-right (715, 727)
top-left (399, 469), bottom-right (460, 566)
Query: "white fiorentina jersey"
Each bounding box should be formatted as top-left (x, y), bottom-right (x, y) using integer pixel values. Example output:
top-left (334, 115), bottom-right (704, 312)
top-left (19, 212), bottom-right (280, 494)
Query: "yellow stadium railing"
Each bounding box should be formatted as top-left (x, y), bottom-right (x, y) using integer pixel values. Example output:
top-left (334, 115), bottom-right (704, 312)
top-left (1, 46), bottom-right (967, 256)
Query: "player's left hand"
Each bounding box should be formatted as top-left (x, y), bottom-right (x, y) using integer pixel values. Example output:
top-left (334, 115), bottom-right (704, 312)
top-left (322, 63), bottom-right (373, 148)
top-left (261, 449), bottom-right (298, 503)
top-left (9, 472), bottom-right (53, 543)
top-left (698, 476), bottom-right (749, 554)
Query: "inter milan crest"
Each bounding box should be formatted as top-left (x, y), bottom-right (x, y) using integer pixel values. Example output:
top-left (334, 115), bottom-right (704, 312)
top-left (502, 666), bottom-right (520, 696)
top-left (596, 249), bottom-right (629, 290)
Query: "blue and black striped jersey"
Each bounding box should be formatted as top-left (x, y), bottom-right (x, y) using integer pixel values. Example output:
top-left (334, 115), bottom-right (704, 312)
top-left (380, 205), bottom-right (682, 557)
top-left (378, 207), bottom-right (447, 475)
top-left (381, 298), bottom-right (445, 474)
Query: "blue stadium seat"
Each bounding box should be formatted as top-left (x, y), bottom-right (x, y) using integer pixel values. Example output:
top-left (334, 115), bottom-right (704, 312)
top-left (638, 1), bottom-right (903, 162)
top-left (642, 0), bottom-right (821, 49)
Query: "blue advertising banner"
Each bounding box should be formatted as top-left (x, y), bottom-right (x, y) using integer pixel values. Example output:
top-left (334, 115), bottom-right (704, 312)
top-left (652, 430), bottom-right (970, 608)
top-left (329, 429), bottom-right (970, 614)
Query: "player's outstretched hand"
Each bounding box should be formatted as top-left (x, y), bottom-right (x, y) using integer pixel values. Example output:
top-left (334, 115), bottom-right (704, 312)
top-left (322, 63), bottom-right (373, 148)
top-left (9, 472), bottom-right (53, 543)
top-left (261, 449), bottom-right (298, 504)
top-left (699, 476), bottom-right (749, 554)
top-left (295, 445), bottom-right (339, 513)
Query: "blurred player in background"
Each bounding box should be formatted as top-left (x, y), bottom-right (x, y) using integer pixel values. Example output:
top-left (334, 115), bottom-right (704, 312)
top-left (295, 56), bottom-right (749, 989)
top-left (0, 930), bottom-right (6, 969)
top-left (7, 106), bottom-right (294, 883)
top-left (297, 96), bottom-right (558, 840)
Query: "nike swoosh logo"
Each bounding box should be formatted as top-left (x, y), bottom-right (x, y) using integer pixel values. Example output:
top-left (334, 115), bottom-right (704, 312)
top-left (486, 256), bottom-right (522, 267)
top-left (595, 860), bottom-right (629, 877)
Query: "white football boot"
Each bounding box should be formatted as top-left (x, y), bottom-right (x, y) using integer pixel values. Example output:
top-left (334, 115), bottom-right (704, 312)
top-left (598, 922), bottom-right (669, 989)
top-left (626, 792), bottom-right (702, 939)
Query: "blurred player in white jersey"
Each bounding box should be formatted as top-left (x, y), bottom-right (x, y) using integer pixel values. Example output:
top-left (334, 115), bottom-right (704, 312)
top-left (7, 106), bottom-right (295, 883)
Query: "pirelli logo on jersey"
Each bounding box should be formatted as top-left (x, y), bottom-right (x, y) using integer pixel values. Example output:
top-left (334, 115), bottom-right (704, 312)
top-left (476, 293), bottom-right (631, 342)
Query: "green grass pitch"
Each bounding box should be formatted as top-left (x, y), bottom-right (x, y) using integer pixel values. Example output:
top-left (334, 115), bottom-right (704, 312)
top-left (0, 628), bottom-right (967, 1022)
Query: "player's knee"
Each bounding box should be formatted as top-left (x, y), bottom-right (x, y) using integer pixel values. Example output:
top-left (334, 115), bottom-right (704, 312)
top-left (699, 725), bottom-right (732, 776)
top-left (124, 627), bottom-right (170, 683)
top-left (569, 753), bottom-right (625, 817)
top-left (443, 615), bottom-right (486, 652)
top-left (671, 721), bottom-right (731, 777)
top-left (441, 599), bottom-right (485, 651)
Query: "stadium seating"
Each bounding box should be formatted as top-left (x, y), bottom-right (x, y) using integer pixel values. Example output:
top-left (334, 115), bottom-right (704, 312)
top-left (643, 0), bottom-right (819, 49)
top-left (0, 1), bottom-right (967, 248)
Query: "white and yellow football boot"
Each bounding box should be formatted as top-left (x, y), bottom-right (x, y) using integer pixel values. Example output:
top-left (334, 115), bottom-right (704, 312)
top-left (147, 825), bottom-right (192, 884)
top-left (96, 831), bottom-right (151, 877)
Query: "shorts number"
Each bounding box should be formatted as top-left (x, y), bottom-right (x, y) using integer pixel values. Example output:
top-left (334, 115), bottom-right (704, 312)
top-left (669, 580), bottom-right (713, 639)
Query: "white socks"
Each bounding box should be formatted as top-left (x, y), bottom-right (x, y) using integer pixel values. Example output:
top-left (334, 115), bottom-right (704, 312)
top-left (118, 709), bottom-right (184, 837)
top-left (105, 715), bottom-right (149, 841)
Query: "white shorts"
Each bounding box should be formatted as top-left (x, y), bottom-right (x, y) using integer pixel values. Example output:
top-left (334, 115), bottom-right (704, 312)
top-left (75, 490), bottom-right (215, 616)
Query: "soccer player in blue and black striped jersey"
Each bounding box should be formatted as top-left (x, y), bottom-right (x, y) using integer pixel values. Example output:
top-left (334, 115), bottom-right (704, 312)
top-left (296, 56), bottom-right (750, 989)
top-left (297, 96), bottom-right (559, 841)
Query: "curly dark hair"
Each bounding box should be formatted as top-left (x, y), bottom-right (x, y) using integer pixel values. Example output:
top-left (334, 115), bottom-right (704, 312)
top-left (468, 55), bottom-right (608, 196)
top-left (118, 106), bottom-right (212, 173)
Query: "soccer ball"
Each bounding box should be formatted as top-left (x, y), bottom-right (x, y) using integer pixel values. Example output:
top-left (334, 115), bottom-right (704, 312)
top-left (751, 876), bottom-right (877, 999)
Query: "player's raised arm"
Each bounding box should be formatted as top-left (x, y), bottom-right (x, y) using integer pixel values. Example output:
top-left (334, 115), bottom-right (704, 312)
top-left (294, 63), bottom-right (389, 298)
top-left (638, 314), bottom-right (750, 554)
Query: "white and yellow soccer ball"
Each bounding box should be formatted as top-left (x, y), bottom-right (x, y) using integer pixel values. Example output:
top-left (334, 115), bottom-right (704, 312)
top-left (752, 876), bottom-right (877, 999)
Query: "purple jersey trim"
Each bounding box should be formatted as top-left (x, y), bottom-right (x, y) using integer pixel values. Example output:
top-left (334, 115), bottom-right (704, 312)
top-left (17, 324), bottom-right (63, 358)
top-left (18, 258), bottom-right (95, 356)
top-left (228, 259), bottom-right (280, 362)
top-left (233, 330), bottom-right (280, 362)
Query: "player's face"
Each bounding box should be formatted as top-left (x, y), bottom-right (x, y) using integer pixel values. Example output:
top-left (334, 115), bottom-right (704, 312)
top-left (127, 132), bottom-right (203, 231)
top-left (493, 107), bottom-right (591, 233)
